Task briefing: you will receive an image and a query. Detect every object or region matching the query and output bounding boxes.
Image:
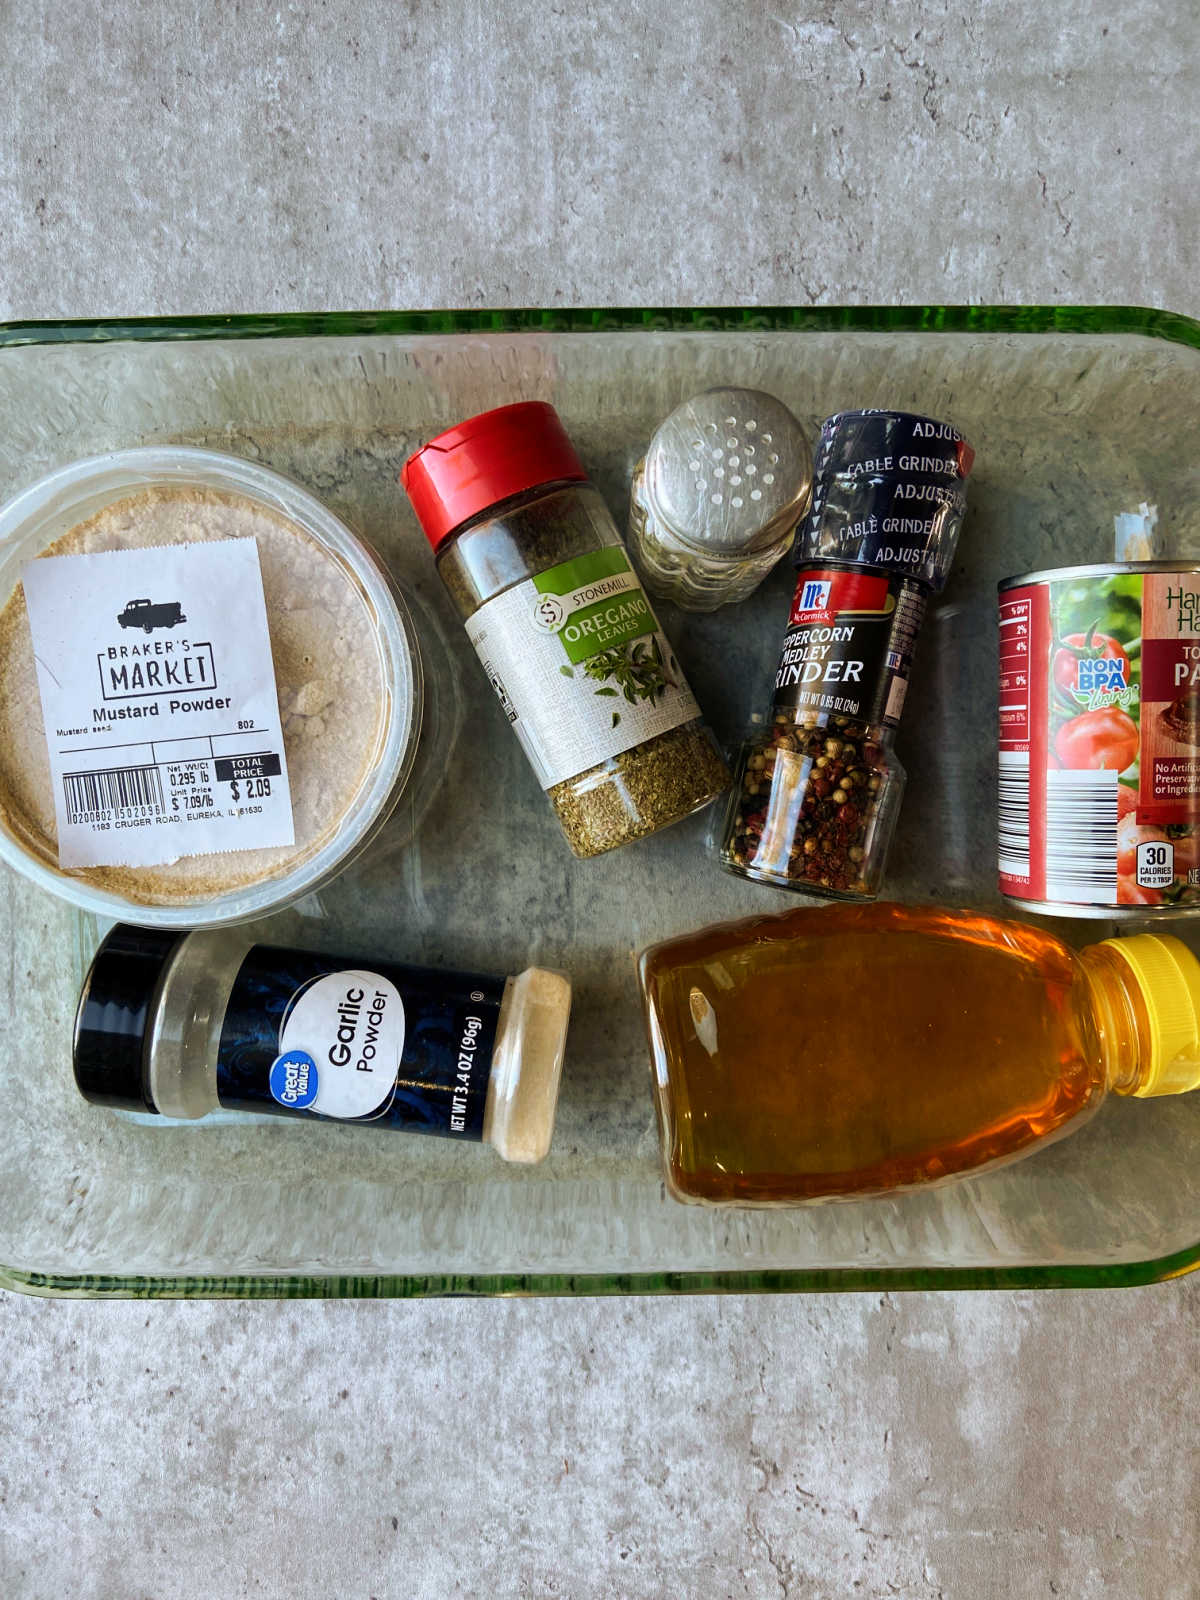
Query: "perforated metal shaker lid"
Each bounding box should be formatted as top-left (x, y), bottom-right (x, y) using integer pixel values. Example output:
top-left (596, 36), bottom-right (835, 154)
top-left (642, 388), bottom-right (813, 558)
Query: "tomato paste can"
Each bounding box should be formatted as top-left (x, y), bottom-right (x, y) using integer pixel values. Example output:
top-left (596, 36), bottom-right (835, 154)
top-left (998, 563), bottom-right (1200, 917)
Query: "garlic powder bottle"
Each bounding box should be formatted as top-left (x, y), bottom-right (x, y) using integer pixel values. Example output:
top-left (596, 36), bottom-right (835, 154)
top-left (74, 924), bottom-right (571, 1164)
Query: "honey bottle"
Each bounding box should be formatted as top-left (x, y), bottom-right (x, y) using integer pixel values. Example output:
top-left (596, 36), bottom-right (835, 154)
top-left (637, 901), bottom-right (1200, 1204)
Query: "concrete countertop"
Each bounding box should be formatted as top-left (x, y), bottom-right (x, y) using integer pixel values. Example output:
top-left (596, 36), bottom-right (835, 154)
top-left (1, 4), bottom-right (1197, 1596)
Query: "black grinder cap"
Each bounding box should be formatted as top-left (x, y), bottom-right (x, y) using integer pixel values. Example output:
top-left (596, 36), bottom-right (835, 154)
top-left (795, 408), bottom-right (975, 591)
top-left (813, 409), bottom-right (975, 480)
top-left (72, 925), bottom-right (184, 1112)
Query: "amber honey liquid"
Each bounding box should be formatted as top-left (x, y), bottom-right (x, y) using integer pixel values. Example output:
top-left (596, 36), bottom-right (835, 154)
top-left (639, 902), bottom-right (1105, 1203)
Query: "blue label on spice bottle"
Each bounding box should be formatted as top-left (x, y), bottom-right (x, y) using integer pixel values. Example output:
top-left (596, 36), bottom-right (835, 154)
top-left (216, 946), bottom-right (506, 1138)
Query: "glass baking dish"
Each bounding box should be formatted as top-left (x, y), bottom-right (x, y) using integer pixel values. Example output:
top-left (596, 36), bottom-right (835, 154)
top-left (1, 306), bottom-right (1198, 1299)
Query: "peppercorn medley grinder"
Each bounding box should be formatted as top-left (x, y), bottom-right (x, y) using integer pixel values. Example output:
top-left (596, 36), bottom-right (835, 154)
top-left (719, 410), bottom-right (974, 899)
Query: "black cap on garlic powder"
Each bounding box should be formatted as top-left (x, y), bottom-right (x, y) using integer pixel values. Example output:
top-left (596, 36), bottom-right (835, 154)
top-left (73, 925), bottom-right (183, 1113)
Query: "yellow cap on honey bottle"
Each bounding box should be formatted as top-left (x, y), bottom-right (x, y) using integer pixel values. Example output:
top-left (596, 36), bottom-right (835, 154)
top-left (1099, 934), bottom-right (1200, 1097)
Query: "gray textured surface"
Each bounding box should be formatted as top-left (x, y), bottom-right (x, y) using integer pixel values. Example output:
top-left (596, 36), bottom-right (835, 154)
top-left (1, 3), bottom-right (1199, 1597)
top-left (0, 0), bottom-right (1196, 321)
top-left (3, 1290), bottom-right (1197, 1600)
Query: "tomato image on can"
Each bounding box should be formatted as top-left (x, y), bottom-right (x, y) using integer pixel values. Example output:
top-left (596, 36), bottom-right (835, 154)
top-left (998, 564), bottom-right (1200, 916)
top-left (1054, 705), bottom-right (1140, 772)
top-left (1052, 629), bottom-right (1130, 696)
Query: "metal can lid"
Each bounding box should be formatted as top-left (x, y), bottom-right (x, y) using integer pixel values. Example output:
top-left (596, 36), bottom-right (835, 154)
top-left (642, 388), bottom-right (812, 559)
top-left (998, 560), bottom-right (1200, 591)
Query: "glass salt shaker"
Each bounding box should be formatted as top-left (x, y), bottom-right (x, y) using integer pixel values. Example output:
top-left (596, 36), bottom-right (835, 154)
top-left (628, 388), bottom-right (813, 612)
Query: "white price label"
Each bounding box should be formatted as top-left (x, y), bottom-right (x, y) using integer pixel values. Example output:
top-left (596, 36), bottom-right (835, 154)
top-left (22, 538), bottom-right (294, 868)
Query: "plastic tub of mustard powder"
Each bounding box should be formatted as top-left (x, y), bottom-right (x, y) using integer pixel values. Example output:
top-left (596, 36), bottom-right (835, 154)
top-left (0, 448), bottom-right (422, 926)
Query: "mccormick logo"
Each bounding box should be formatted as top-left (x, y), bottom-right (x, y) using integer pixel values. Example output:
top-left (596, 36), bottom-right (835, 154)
top-left (795, 578), bottom-right (833, 617)
top-left (789, 570), bottom-right (891, 627)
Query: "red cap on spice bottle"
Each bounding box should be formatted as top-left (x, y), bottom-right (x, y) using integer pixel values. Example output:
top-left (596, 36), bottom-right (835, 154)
top-left (401, 401), bottom-right (588, 551)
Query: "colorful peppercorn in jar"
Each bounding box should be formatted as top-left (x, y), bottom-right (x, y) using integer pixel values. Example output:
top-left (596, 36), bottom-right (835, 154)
top-left (719, 409), bottom-right (973, 899)
top-left (999, 562), bottom-right (1200, 916)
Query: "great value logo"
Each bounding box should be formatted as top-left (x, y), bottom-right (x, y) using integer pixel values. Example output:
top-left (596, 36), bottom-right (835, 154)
top-left (269, 1049), bottom-right (319, 1109)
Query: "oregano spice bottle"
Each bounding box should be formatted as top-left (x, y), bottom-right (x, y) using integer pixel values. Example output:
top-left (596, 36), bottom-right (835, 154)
top-left (402, 403), bottom-right (729, 858)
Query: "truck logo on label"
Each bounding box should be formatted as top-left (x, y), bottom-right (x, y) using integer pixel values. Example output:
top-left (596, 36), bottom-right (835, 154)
top-left (117, 596), bottom-right (188, 633)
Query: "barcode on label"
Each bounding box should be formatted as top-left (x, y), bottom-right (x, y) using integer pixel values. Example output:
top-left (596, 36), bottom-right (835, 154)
top-left (998, 751), bottom-right (1031, 882)
top-left (1044, 770), bottom-right (1118, 902)
top-left (63, 765), bottom-right (165, 824)
top-left (480, 656), bottom-right (518, 724)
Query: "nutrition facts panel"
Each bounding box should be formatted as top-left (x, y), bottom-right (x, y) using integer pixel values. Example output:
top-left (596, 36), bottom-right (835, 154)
top-left (998, 594), bottom-right (1032, 747)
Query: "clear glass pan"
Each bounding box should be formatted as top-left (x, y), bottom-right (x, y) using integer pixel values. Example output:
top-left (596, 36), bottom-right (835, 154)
top-left (1, 306), bottom-right (1198, 1298)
